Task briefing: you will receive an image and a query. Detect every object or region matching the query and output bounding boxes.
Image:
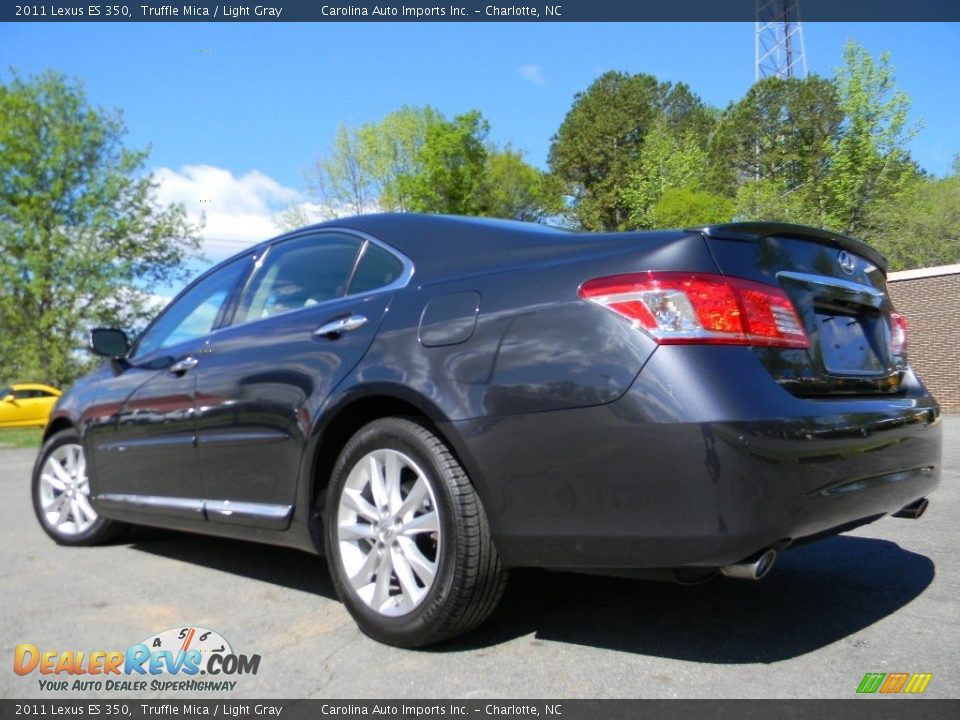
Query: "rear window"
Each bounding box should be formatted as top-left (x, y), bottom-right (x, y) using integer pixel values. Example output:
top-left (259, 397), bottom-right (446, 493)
top-left (349, 243), bottom-right (405, 295)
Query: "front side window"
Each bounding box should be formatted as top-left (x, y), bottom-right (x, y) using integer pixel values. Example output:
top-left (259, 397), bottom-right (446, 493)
top-left (134, 256), bottom-right (250, 358)
top-left (234, 234), bottom-right (363, 324)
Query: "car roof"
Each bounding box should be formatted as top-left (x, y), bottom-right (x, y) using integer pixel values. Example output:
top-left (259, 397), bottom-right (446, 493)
top-left (11, 383), bottom-right (61, 393)
top-left (278, 213), bottom-right (688, 282)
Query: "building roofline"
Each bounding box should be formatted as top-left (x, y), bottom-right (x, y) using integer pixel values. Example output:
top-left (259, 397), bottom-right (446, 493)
top-left (888, 264), bottom-right (960, 282)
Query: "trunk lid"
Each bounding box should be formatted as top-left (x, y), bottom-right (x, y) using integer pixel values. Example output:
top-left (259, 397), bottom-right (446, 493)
top-left (694, 223), bottom-right (906, 396)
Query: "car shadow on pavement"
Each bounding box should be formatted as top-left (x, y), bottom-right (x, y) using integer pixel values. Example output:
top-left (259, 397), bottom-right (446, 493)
top-left (453, 534), bottom-right (935, 662)
top-left (127, 528), bottom-right (338, 599)
top-left (128, 530), bottom-right (933, 663)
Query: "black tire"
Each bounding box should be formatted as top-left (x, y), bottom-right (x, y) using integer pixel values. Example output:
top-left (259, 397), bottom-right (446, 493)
top-left (32, 429), bottom-right (123, 546)
top-left (324, 417), bottom-right (507, 647)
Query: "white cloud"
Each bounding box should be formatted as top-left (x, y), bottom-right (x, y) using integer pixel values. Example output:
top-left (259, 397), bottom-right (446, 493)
top-left (518, 64), bottom-right (548, 86)
top-left (153, 165), bottom-right (305, 258)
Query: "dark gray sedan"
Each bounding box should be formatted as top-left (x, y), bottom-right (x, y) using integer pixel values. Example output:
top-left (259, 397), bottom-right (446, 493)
top-left (33, 215), bottom-right (941, 646)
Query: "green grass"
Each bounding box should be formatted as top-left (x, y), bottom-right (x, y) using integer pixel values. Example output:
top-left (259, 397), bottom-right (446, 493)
top-left (0, 427), bottom-right (43, 449)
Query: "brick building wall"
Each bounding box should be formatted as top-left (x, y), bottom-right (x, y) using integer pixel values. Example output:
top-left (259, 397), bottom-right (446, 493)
top-left (887, 265), bottom-right (960, 411)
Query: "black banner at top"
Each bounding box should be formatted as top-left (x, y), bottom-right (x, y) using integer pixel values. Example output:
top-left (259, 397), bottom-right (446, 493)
top-left (3, 0), bottom-right (960, 23)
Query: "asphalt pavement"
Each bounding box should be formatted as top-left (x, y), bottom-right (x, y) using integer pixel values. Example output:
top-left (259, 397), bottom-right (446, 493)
top-left (1, 418), bottom-right (957, 699)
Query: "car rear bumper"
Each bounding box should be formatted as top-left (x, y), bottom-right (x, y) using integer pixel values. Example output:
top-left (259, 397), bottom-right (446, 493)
top-left (449, 345), bottom-right (942, 570)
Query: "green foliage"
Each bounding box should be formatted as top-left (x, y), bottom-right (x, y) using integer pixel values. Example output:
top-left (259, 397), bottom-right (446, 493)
top-left (859, 169), bottom-right (960, 271)
top-left (0, 70), bottom-right (201, 387)
top-left (620, 119), bottom-right (711, 228)
top-left (477, 146), bottom-right (564, 222)
top-left (732, 177), bottom-right (819, 226)
top-left (305, 105), bottom-right (444, 215)
top-left (304, 106), bottom-right (560, 221)
top-left (650, 188), bottom-right (734, 229)
top-left (0, 427), bottom-right (43, 449)
top-left (397, 111), bottom-right (489, 215)
top-left (710, 75), bottom-right (842, 197)
top-left (548, 71), bottom-right (711, 230)
top-left (822, 41), bottom-right (920, 235)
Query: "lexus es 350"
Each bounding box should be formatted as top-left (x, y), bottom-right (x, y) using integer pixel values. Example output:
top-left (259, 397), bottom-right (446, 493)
top-left (33, 215), bottom-right (941, 647)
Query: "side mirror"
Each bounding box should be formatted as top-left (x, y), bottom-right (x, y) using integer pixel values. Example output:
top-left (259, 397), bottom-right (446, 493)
top-left (90, 328), bottom-right (131, 358)
top-left (2, 394), bottom-right (14, 404)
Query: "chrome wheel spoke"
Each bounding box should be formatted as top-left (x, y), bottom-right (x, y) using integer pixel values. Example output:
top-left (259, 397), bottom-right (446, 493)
top-left (41, 473), bottom-right (66, 493)
top-left (342, 488), bottom-right (378, 523)
top-left (367, 455), bottom-right (388, 511)
top-left (49, 459), bottom-right (72, 485)
top-left (396, 477), bottom-right (428, 520)
top-left (339, 522), bottom-right (377, 541)
top-left (76, 495), bottom-right (96, 526)
top-left (397, 537), bottom-right (437, 585)
top-left (400, 511), bottom-right (439, 535)
top-left (383, 451), bottom-right (403, 514)
top-left (391, 547), bottom-right (425, 606)
top-left (55, 496), bottom-right (71, 526)
top-left (44, 492), bottom-right (67, 514)
top-left (372, 553), bottom-right (394, 610)
top-left (349, 546), bottom-right (381, 591)
top-left (65, 447), bottom-right (77, 475)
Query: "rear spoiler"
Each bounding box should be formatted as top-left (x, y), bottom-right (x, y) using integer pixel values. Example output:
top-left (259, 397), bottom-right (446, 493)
top-left (689, 222), bottom-right (889, 276)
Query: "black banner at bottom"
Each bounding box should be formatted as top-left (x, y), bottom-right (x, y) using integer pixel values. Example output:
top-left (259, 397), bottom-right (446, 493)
top-left (1, 700), bottom-right (959, 720)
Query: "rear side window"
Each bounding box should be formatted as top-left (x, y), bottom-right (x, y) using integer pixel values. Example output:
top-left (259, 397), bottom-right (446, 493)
top-left (348, 243), bottom-right (405, 295)
top-left (235, 234), bottom-right (363, 324)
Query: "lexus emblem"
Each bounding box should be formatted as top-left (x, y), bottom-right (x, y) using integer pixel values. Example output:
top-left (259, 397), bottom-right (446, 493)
top-left (837, 250), bottom-right (856, 275)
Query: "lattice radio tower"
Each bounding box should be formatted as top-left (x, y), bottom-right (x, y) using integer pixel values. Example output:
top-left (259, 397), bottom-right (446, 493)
top-left (755, 0), bottom-right (808, 81)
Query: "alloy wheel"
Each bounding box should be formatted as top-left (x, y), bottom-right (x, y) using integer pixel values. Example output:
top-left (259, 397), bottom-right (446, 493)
top-left (336, 448), bottom-right (441, 616)
top-left (37, 443), bottom-right (97, 536)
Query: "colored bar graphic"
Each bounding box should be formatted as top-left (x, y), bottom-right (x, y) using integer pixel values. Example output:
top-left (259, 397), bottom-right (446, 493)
top-left (880, 672), bottom-right (910, 693)
top-left (857, 673), bottom-right (886, 694)
top-left (856, 672), bottom-right (933, 694)
top-left (904, 674), bottom-right (933, 694)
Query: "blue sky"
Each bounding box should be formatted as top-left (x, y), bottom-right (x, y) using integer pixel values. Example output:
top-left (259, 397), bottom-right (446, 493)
top-left (2, 21), bottom-right (959, 286)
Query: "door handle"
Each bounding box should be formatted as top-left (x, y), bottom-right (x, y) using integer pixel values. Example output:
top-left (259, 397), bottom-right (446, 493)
top-left (169, 356), bottom-right (199, 375)
top-left (314, 314), bottom-right (368, 338)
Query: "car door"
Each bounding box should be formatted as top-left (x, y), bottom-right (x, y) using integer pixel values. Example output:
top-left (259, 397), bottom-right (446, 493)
top-left (86, 255), bottom-right (253, 515)
top-left (193, 231), bottom-right (409, 528)
top-left (0, 387), bottom-right (30, 427)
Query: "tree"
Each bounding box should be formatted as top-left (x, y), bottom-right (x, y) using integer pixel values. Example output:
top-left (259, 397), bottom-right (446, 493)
top-left (306, 124), bottom-right (378, 216)
top-left (859, 165), bottom-right (960, 270)
top-left (303, 106), bottom-right (444, 217)
top-left (300, 106), bottom-right (560, 222)
top-left (822, 41), bottom-right (919, 235)
top-left (548, 71), bottom-right (710, 230)
top-left (397, 111), bottom-right (489, 215)
top-left (477, 146), bottom-right (564, 222)
top-left (649, 187), bottom-right (734, 229)
top-left (709, 75), bottom-right (842, 198)
top-left (620, 118), bottom-right (711, 228)
top-left (0, 71), bottom-right (201, 387)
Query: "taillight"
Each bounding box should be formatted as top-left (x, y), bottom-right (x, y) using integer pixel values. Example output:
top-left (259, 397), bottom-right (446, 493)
top-left (578, 272), bottom-right (809, 349)
top-left (889, 311), bottom-right (909, 356)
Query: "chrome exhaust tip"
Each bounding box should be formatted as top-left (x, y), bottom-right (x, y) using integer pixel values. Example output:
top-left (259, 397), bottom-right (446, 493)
top-left (720, 548), bottom-right (777, 581)
top-left (893, 498), bottom-right (929, 519)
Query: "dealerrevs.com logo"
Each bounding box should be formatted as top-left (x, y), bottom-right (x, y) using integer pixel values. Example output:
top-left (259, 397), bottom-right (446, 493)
top-left (856, 672), bottom-right (933, 695)
top-left (14, 627), bottom-right (261, 692)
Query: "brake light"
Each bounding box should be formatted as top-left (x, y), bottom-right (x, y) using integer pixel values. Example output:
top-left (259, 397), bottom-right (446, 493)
top-left (579, 272), bottom-right (809, 348)
top-left (889, 311), bottom-right (909, 356)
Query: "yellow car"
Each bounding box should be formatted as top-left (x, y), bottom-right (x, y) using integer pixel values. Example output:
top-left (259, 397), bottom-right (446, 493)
top-left (0, 383), bottom-right (62, 428)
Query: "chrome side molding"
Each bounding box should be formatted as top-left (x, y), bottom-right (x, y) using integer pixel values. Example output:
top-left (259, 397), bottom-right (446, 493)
top-left (95, 493), bottom-right (292, 530)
